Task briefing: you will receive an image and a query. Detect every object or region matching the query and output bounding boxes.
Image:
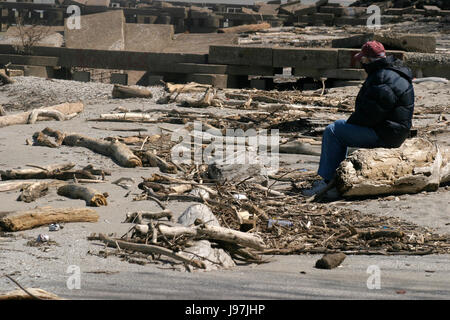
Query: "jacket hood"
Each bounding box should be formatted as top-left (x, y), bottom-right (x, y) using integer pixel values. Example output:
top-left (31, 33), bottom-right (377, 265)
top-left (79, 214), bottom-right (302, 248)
top-left (363, 55), bottom-right (413, 82)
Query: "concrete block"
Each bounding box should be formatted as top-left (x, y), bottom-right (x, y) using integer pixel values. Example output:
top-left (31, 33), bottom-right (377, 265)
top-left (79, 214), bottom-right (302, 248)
top-left (127, 70), bottom-right (147, 85)
top-left (175, 63), bottom-right (227, 74)
top-left (23, 66), bottom-right (54, 78)
top-left (72, 71), bottom-right (90, 82)
top-left (374, 33), bottom-right (436, 54)
top-left (404, 52), bottom-right (450, 78)
top-left (148, 63), bottom-right (227, 74)
top-left (137, 15), bottom-right (158, 24)
top-left (334, 17), bottom-right (367, 26)
top-left (319, 6), bottom-right (345, 16)
top-left (110, 73), bottom-right (128, 85)
top-left (292, 67), bottom-right (321, 78)
top-left (380, 15), bottom-right (402, 24)
top-left (384, 7), bottom-right (414, 15)
top-left (226, 65), bottom-right (274, 76)
top-left (423, 5), bottom-right (441, 15)
top-left (312, 12), bottom-right (335, 25)
top-left (295, 15), bottom-right (314, 24)
top-left (65, 10), bottom-right (125, 50)
top-left (333, 33), bottom-right (435, 53)
top-left (413, 9), bottom-right (426, 15)
top-left (332, 33), bottom-right (375, 49)
top-left (322, 68), bottom-right (367, 80)
top-left (209, 45), bottom-right (272, 67)
top-left (279, 2), bottom-right (304, 15)
top-left (124, 23), bottom-right (174, 52)
top-left (273, 48), bottom-right (338, 69)
top-left (293, 5), bottom-right (317, 16)
top-left (185, 73), bottom-right (228, 88)
top-left (164, 33), bottom-right (238, 55)
top-left (0, 54), bottom-right (59, 67)
top-left (342, 7), bottom-right (367, 17)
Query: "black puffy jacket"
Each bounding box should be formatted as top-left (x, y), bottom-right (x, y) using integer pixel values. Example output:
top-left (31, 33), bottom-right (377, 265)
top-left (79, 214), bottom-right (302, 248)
top-left (347, 55), bottom-right (415, 148)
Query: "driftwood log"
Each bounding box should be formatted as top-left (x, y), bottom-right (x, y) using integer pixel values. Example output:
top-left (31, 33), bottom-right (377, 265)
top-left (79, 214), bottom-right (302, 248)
top-left (97, 234), bottom-right (205, 269)
top-left (134, 150), bottom-right (177, 173)
top-left (218, 22), bottom-right (271, 34)
top-left (18, 181), bottom-right (49, 203)
top-left (0, 162), bottom-right (75, 180)
top-left (0, 102), bottom-right (84, 128)
top-left (57, 184), bottom-right (108, 207)
top-left (0, 288), bottom-right (64, 300)
top-left (33, 128), bottom-right (142, 168)
top-left (0, 206), bottom-right (99, 231)
top-left (179, 88), bottom-right (222, 108)
top-left (136, 223), bottom-right (266, 251)
top-left (63, 133), bottom-right (142, 168)
top-left (124, 209), bottom-right (173, 223)
top-left (0, 71), bottom-right (15, 85)
top-left (336, 138), bottom-right (450, 197)
top-left (315, 253), bottom-right (346, 269)
top-left (91, 113), bottom-right (157, 123)
top-left (0, 162), bottom-right (102, 181)
top-left (165, 82), bottom-right (211, 94)
top-left (112, 84), bottom-right (153, 99)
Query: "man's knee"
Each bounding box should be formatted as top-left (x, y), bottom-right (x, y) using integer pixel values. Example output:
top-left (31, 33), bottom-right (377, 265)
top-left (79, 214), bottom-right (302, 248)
top-left (324, 120), bottom-right (345, 136)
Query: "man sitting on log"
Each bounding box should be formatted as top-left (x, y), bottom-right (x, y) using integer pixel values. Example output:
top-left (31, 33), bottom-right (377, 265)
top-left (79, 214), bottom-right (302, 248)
top-left (303, 41), bottom-right (415, 197)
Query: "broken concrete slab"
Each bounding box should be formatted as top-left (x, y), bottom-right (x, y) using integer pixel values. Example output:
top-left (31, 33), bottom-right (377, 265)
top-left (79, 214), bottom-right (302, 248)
top-left (273, 48), bottom-right (338, 69)
top-left (404, 52), bottom-right (450, 78)
top-left (124, 23), bottom-right (174, 52)
top-left (322, 68), bottom-right (367, 80)
top-left (423, 5), bottom-right (441, 15)
top-left (65, 10), bottom-right (125, 50)
top-left (333, 33), bottom-right (436, 53)
top-left (164, 33), bottom-right (238, 55)
top-left (0, 26), bottom-right (64, 48)
top-left (375, 33), bottom-right (436, 54)
top-left (332, 33), bottom-right (375, 49)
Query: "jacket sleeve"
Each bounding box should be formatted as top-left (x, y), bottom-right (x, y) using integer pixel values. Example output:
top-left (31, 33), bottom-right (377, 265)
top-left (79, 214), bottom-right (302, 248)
top-left (347, 83), bottom-right (397, 127)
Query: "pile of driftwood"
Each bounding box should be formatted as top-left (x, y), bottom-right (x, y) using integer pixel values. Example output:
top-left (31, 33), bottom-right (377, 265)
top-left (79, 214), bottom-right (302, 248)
top-left (83, 152), bottom-right (450, 271)
top-left (88, 202), bottom-right (265, 271)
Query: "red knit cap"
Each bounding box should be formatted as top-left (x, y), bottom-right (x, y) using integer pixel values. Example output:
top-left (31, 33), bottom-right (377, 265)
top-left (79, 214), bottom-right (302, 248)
top-left (354, 41), bottom-right (386, 61)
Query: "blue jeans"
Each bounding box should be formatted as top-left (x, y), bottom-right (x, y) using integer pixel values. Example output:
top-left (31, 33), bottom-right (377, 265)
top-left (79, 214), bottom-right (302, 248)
top-left (318, 119), bottom-right (383, 181)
